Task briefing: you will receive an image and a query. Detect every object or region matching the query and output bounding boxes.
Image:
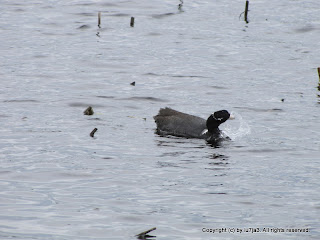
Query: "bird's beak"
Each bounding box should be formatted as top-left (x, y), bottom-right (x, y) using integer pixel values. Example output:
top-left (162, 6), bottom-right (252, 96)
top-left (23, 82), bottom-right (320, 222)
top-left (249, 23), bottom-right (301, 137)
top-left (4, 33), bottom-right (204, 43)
top-left (201, 129), bottom-right (208, 135)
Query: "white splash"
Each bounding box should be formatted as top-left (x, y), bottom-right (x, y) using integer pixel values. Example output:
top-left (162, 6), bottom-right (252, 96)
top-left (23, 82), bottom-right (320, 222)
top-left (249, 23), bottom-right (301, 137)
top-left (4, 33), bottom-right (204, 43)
top-left (221, 112), bottom-right (251, 140)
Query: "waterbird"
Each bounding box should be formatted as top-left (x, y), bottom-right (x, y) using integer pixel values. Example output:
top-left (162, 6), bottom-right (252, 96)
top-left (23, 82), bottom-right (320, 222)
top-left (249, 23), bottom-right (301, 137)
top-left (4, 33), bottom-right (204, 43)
top-left (154, 107), bottom-right (233, 143)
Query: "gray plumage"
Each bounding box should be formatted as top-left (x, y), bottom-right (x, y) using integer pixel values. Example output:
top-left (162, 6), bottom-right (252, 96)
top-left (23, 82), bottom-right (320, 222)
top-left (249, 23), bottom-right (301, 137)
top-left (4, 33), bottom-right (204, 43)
top-left (154, 107), bottom-right (209, 139)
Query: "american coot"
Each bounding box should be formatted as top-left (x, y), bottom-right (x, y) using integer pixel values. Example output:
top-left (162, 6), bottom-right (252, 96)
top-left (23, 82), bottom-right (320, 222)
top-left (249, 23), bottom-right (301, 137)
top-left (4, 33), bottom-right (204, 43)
top-left (154, 107), bottom-right (231, 143)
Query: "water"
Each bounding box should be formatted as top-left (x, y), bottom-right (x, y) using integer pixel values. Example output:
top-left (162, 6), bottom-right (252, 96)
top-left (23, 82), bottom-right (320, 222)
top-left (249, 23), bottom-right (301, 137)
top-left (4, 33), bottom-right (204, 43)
top-left (0, 0), bottom-right (319, 239)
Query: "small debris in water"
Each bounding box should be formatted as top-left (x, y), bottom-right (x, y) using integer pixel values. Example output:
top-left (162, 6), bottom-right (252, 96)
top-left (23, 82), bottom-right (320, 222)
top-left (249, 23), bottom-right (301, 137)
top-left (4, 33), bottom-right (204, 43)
top-left (136, 227), bottom-right (156, 239)
top-left (130, 17), bottom-right (135, 27)
top-left (130, 81), bottom-right (136, 86)
top-left (98, 12), bottom-right (101, 28)
top-left (84, 106), bottom-right (94, 115)
top-left (281, 98), bottom-right (285, 102)
top-left (90, 128), bottom-right (98, 137)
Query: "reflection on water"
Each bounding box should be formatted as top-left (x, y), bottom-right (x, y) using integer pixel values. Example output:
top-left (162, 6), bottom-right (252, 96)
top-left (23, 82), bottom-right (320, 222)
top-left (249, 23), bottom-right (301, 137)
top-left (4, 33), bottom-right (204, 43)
top-left (119, 96), bottom-right (168, 102)
top-left (294, 25), bottom-right (317, 33)
top-left (152, 13), bottom-right (176, 19)
top-left (156, 161), bottom-right (183, 168)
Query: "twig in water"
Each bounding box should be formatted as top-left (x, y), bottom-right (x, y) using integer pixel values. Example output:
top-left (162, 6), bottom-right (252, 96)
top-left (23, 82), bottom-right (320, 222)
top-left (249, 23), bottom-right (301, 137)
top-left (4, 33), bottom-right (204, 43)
top-left (239, 1), bottom-right (249, 23)
top-left (98, 12), bottom-right (101, 28)
top-left (136, 227), bottom-right (156, 239)
top-left (130, 17), bottom-right (135, 27)
top-left (318, 67), bottom-right (320, 91)
top-left (244, 0), bottom-right (249, 23)
top-left (90, 128), bottom-right (98, 137)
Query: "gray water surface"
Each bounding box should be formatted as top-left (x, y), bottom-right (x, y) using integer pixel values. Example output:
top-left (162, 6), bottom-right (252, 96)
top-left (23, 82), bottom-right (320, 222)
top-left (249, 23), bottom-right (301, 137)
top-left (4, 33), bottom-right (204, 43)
top-left (0, 0), bottom-right (319, 239)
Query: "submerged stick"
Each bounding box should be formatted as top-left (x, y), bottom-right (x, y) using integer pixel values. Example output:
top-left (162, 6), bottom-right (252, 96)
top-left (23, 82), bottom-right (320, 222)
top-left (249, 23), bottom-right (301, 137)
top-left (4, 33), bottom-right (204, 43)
top-left (90, 128), bottom-right (98, 137)
top-left (130, 17), bottom-right (135, 27)
top-left (244, 0), bottom-right (249, 23)
top-left (136, 227), bottom-right (156, 239)
top-left (318, 67), bottom-right (320, 91)
top-left (98, 12), bottom-right (101, 28)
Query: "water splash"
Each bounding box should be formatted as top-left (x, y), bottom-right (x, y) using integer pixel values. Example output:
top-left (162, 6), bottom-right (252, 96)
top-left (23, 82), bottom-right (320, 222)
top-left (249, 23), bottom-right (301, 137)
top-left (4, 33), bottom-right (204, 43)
top-left (221, 112), bottom-right (251, 140)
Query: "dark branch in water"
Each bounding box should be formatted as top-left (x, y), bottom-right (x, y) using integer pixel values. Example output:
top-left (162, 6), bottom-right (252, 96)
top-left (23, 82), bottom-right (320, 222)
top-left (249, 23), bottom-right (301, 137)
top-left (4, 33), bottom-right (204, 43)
top-left (90, 128), bottom-right (98, 137)
top-left (136, 227), bottom-right (156, 239)
top-left (244, 0), bottom-right (249, 23)
top-left (317, 67), bottom-right (320, 91)
top-left (130, 17), bottom-right (135, 27)
top-left (239, 1), bottom-right (249, 23)
top-left (98, 12), bottom-right (101, 28)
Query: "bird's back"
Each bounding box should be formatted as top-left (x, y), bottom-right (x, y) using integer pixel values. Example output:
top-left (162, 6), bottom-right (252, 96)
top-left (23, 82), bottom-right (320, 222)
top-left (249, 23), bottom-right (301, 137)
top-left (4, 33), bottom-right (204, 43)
top-left (154, 108), bottom-right (207, 138)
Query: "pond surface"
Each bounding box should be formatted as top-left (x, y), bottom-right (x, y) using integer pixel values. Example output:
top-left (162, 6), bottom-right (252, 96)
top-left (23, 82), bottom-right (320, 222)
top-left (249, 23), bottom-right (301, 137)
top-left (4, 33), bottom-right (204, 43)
top-left (0, 0), bottom-right (319, 239)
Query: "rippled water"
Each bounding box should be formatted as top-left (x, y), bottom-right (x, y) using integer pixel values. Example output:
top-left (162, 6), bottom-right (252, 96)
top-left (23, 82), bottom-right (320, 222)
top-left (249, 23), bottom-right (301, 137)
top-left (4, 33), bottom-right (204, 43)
top-left (0, 0), bottom-right (319, 239)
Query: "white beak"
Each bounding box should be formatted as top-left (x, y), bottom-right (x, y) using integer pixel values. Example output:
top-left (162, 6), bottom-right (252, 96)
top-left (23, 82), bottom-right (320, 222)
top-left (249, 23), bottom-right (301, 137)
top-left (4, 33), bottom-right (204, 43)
top-left (229, 114), bottom-right (235, 120)
top-left (201, 129), bottom-right (208, 135)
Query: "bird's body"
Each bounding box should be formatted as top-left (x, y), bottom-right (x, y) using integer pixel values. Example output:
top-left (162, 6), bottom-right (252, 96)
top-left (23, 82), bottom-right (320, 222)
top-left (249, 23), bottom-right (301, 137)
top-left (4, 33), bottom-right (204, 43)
top-left (154, 107), bottom-right (208, 138)
top-left (154, 107), bottom-right (230, 143)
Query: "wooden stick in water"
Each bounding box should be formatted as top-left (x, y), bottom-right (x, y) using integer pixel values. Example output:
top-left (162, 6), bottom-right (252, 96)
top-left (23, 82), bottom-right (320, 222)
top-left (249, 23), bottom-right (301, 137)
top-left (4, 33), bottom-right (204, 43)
top-left (130, 17), bottom-right (135, 27)
top-left (244, 1), bottom-right (249, 23)
top-left (98, 12), bottom-right (101, 28)
top-left (318, 67), bottom-right (320, 91)
top-left (90, 128), bottom-right (98, 137)
top-left (136, 227), bottom-right (156, 238)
